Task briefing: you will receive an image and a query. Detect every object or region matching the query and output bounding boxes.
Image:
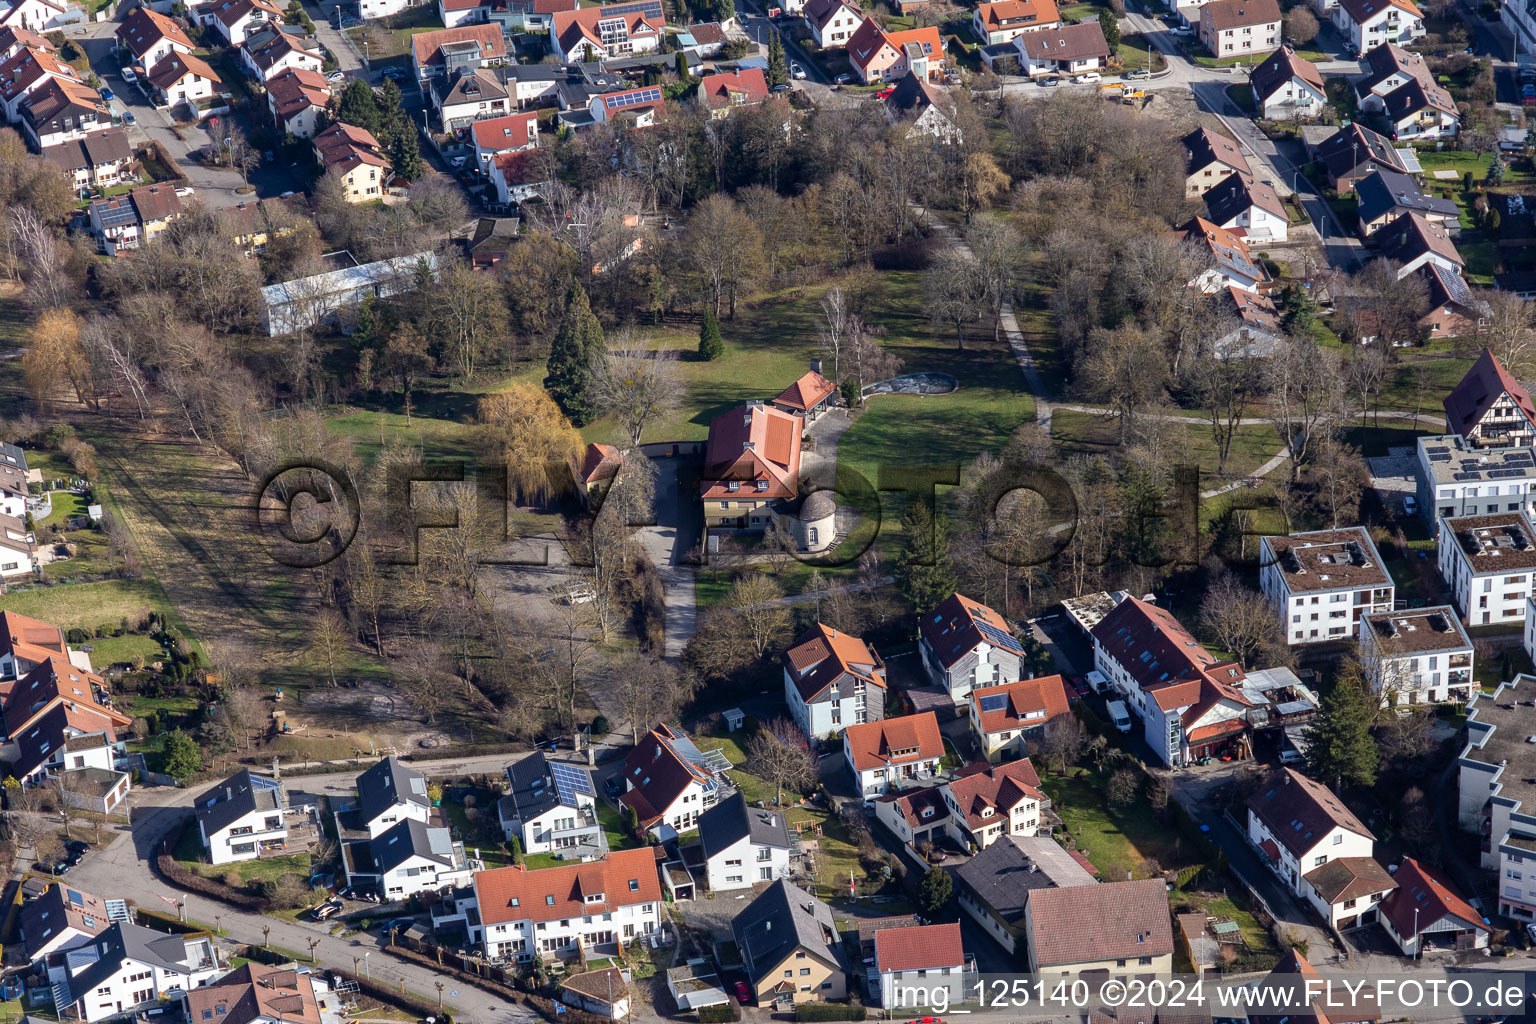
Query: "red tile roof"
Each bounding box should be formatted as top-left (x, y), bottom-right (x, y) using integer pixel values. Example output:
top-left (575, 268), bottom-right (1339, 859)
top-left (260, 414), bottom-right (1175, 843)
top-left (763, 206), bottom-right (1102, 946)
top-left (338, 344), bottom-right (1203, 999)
top-left (701, 67), bottom-right (770, 111)
top-left (783, 622), bottom-right (886, 704)
top-left (874, 922), bottom-right (965, 972)
top-left (3, 655), bottom-right (125, 740)
top-left (550, 6), bottom-right (662, 56)
top-left (772, 370), bottom-right (836, 412)
top-left (848, 18), bottom-right (941, 73)
top-left (874, 785), bottom-right (948, 829)
top-left (410, 23), bottom-right (506, 69)
top-left (0, 46), bottom-right (79, 103)
top-left (945, 760), bottom-right (1042, 829)
top-left (146, 49), bottom-right (221, 91)
top-left (1247, 768), bottom-right (1374, 858)
top-left (574, 442), bottom-right (621, 485)
top-left (266, 66), bottom-right (329, 121)
top-left (977, 0), bottom-right (1059, 27)
top-left (471, 110), bottom-right (537, 152)
top-left (1444, 348), bottom-right (1536, 440)
top-left (700, 402), bottom-right (801, 501)
top-left (473, 848), bottom-right (662, 926)
top-left (1379, 857), bottom-right (1486, 943)
top-left (618, 724), bottom-right (714, 828)
top-left (919, 592), bottom-right (1020, 669)
top-left (116, 7), bottom-right (194, 58)
top-left (843, 712), bottom-right (943, 773)
top-left (970, 675), bottom-right (1070, 735)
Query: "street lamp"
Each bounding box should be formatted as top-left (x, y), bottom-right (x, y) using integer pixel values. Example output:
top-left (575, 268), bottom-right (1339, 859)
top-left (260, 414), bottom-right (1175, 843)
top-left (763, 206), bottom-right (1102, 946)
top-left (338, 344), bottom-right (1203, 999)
top-left (364, 951), bottom-right (371, 979)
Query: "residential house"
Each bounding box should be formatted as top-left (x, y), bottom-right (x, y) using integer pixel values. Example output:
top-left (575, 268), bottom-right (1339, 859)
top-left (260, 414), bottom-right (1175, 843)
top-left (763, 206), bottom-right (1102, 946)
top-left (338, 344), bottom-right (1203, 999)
top-left (802, 0), bottom-right (862, 47)
top-left (695, 791), bottom-right (791, 891)
top-left (1445, 349), bottom-right (1536, 448)
top-left (432, 66), bottom-right (509, 130)
top-left (701, 67), bottom-right (769, 118)
top-left (547, 7), bottom-right (660, 63)
top-left (4, 659), bottom-right (128, 785)
top-left (1179, 216), bottom-right (1266, 293)
top-left (1183, 127), bottom-right (1251, 198)
top-left (115, 7), bottom-right (193, 73)
top-left (782, 622), bottom-right (887, 742)
top-left (440, 0), bottom-right (575, 30)
top-left (20, 77), bottom-right (107, 150)
top-left (1247, 767), bottom-right (1376, 895)
top-left (1504, 0), bottom-right (1536, 53)
top-left (1354, 167), bottom-right (1457, 239)
top-left (699, 401), bottom-right (801, 531)
top-left (1356, 43), bottom-right (1429, 108)
top-left (843, 712), bottom-right (944, 797)
top-left (1437, 511), bottom-right (1536, 626)
top-left (346, 817), bottom-right (479, 900)
top-left (195, 768), bottom-right (288, 865)
top-left (265, 66), bottom-right (330, 138)
top-left (1214, 286), bottom-right (1282, 357)
top-left (1334, 0), bottom-right (1424, 54)
top-left (872, 785), bottom-right (949, 846)
top-left (619, 723), bottom-right (722, 837)
top-left (559, 968), bottom-right (631, 1021)
top-left (489, 148), bottom-right (549, 205)
top-left (1198, 0), bottom-right (1280, 57)
top-left (19, 882), bottom-right (111, 963)
top-left (0, 45), bottom-right (81, 122)
top-left (918, 592), bottom-right (1023, 704)
top-left (1458, 678), bottom-right (1536, 915)
top-left (1300, 856), bottom-right (1397, 929)
top-left (570, 441), bottom-right (621, 503)
top-left (1248, 950), bottom-right (1381, 1024)
top-left (1258, 527), bottom-right (1394, 644)
top-left (1014, 21), bottom-right (1108, 76)
top-left (584, 85), bottom-right (666, 127)
top-left (0, 25), bottom-right (55, 62)
top-left (465, 216), bottom-right (517, 268)
top-left (1358, 606), bottom-right (1474, 707)
top-left (0, 610), bottom-right (93, 680)
top-left (183, 962), bottom-right (341, 1024)
top-left (1313, 121), bottom-right (1411, 191)
top-left (55, 922), bottom-right (220, 1023)
top-left (40, 127), bottom-right (131, 190)
top-left (86, 182), bottom-right (183, 254)
top-left (846, 18), bottom-right (942, 83)
top-left (240, 25), bottom-right (323, 82)
top-left (771, 366), bottom-right (838, 420)
top-left (1250, 45), bottom-right (1325, 118)
top-left (358, 0), bottom-right (407, 20)
top-left (941, 759), bottom-right (1045, 850)
top-left (0, 0), bottom-right (74, 34)
top-left (261, 252), bottom-right (437, 335)
top-left (1024, 879), bottom-right (1174, 977)
top-left (683, 21), bottom-right (726, 56)
top-left (143, 50), bottom-right (223, 111)
top-left (882, 74), bottom-right (961, 143)
top-left (875, 923), bottom-right (967, 1011)
top-left (312, 122), bottom-right (389, 202)
top-left (968, 675), bottom-right (1070, 762)
top-left (1090, 597), bottom-right (1255, 766)
top-left (1380, 857), bottom-right (1489, 953)
top-left (222, 198), bottom-right (300, 258)
top-left (333, 755), bottom-right (433, 840)
top-left (954, 835), bottom-right (1095, 954)
top-left (196, 0), bottom-right (283, 45)
top-left (465, 848), bottom-right (664, 960)
top-left (471, 110), bottom-right (537, 173)
top-left (972, 0), bottom-right (1059, 44)
top-left (1202, 172), bottom-right (1289, 242)
top-left (1381, 76), bottom-right (1456, 140)
top-left (1414, 434), bottom-right (1536, 525)
top-left (732, 880), bottom-right (847, 1006)
top-left (0, 512), bottom-right (36, 577)
top-left (497, 751), bottom-right (605, 860)
top-left (1355, 42), bottom-right (1451, 138)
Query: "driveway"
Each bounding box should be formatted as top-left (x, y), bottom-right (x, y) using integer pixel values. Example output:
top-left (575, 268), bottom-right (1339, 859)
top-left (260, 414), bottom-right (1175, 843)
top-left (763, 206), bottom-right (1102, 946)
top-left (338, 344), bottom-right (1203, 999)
top-left (634, 454), bottom-right (702, 660)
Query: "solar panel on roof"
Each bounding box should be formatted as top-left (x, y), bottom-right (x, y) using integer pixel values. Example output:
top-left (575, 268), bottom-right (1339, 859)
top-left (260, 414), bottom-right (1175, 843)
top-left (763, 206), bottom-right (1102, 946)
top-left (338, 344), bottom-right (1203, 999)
top-left (1428, 452), bottom-right (1452, 462)
top-left (596, 0), bottom-right (663, 19)
top-left (608, 85), bottom-right (661, 108)
top-left (1490, 468), bottom-right (1529, 479)
top-left (549, 761), bottom-right (593, 806)
top-left (975, 621), bottom-right (1024, 653)
top-left (978, 694), bottom-right (1008, 713)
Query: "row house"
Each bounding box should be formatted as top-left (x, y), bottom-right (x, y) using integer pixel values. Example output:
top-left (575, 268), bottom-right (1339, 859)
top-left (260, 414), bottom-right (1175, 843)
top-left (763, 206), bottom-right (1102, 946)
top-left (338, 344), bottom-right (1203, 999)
top-left (972, 0), bottom-right (1059, 44)
top-left (1459, 681), bottom-right (1536, 923)
top-left (54, 922), bottom-right (220, 1023)
top-left (85, 182), bottom-right (183, 254)
top-left (40, 126), bottom-right (131, 190)
top-left (1354, 167), bottom-right (1457, 239)
top-left (1258, 527), bottom-right (1394, 645)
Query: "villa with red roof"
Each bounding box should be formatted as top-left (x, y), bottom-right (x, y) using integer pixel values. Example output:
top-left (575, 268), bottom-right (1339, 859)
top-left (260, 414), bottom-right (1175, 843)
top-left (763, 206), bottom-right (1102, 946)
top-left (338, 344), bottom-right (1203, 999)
top-left (1090, 596), bottom-right (1254, 766)
top-left (846, 18), bottom-right (943, 83)
top-left (842, 712), bottom-right (944, 797)
top-left (782, 622), bottom-right (887, 741)
top-left (266, 66), bottom-right (330, 138)
top-left (700, 67), bottom-right (769, 118)
top-left (1443, 349), bottom-right (1536, 449)
top-left (968, 674), bottom-right (1070, 761)
top-left (919, 592), bottom-right (1025, 703)
top-left (771, 366), bottom-right (837, 421)
top-left (941, 759), bottom-right (1045, 850)
top-left (469, 847), bottom-right (664, 961)
top-left (547, 6), bottom-right (662, 63)
top-left (618, 723), bottom-right (723, 837)
top-left (875, 922), bottom-right (968, 1009)
top-left (115, 7), bottom-right (194, 72)
top-left (700, 400), bottom-right (801, 531)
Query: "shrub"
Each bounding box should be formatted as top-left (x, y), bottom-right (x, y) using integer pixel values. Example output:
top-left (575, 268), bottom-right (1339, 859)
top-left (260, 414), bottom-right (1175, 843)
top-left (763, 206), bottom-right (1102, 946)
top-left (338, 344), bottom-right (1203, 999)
top-left (700, 1006), bottom-right (741, 1023)
top-left (65, 627), bottom-right (89, 644)
top-left (590, 715), bottom-right (609, 736)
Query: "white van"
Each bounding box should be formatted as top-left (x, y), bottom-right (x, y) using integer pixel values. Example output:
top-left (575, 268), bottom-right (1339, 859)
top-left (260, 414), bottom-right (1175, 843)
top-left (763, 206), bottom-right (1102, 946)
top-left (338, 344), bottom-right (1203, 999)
top-left (1107, 699), bottom-right (1132, 733)
top-left (1086, 669), bottom-right (1110, 695)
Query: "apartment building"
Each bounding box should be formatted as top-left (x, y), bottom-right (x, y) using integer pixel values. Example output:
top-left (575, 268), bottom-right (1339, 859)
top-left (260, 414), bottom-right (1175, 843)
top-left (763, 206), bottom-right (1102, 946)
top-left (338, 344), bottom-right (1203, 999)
top-left (1358, 607), bottom-right (1474, 708)
top-left (1258, 528), bottom-right (1394, 644)
top-left (1437, 511), bottom-right (1536, 626)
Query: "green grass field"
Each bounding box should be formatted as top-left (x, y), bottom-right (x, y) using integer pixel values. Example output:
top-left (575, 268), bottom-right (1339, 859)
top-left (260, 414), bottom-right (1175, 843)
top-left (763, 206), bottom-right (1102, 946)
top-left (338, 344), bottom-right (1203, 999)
top-left (1040, 766), bottom-right (1199, 881)
top-left (39, 491), bottom-right (90, 528)
top-left (0, 577), bottom-right (185, 635)
top-left (1050, 409), bottom-right (1284, 482)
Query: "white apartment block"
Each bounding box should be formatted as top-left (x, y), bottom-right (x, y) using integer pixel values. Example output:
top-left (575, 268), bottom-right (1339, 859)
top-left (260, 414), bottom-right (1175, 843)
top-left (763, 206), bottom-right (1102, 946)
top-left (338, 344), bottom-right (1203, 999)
top-left (1437, 511), bottom-right (1536, 626)
top-left (1459, 679), bottom-right (1536, 919)
top-left (1358, 607), bottom-right (1475, 708)
top-left (1415, 436), bottom-right (1536, 526)
top-left (1259, 528), bottom-right (1394, 645)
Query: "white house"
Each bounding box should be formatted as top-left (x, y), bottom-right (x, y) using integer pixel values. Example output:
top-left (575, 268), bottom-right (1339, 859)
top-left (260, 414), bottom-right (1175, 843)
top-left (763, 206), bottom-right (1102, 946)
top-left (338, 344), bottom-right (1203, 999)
top-left (619, 724), bottom-right (723, 838)
top-left (918, 593), bottom-right (1024, 704)
top-left (55, 923), bottom-right (220, 1023)
top-left (333, 755), bottom-right (433, 840)
top-left (694, 791), bottom-right (791, 891)
top-left (875, 923), bottom-right (968, 1011)
top-left (971, 0), bottom-right (1058, 44)
top-left (489, 149), bottom-right (548, 206)
top-left (1258, 528), bottom-right (1394, 645)
top-left (240, 25), bottom-right (322, 82)
top-left (265, 66), bottom-right (330, 139)
top-left (350, 817), bottom-right (479, 901)
top-left (1379, 857), bottom-right (1489, 954)
top-left (196, 0), bottom-right (283, 46)
top-left (1013, 21), bottom-right (1109, 76)
top-left (0, 512), bottom-right (35, 577)
top-left (953, 836), bottom-right (1095, 956)
top-left (498, 751), bottom-right (605, 861)
top-left (1333, 0), bottom-right (1424, 53)
top-left (1198, 0), bottom-right (1280, 57)
top-left (471, 848), bottom-right (664, 961)
top-left (1250, 45), bottom-right (1326, 119)
top-left (782, 622), bottom-right (887, 743)
top-left (872, 785), bottom-right (949, 847)
top-left (471, 110), bottom-right (537, 174)
top-left (1358, 606), bottom-right (1475, 708)
top-left (547, 7), bottom-right (661, 62)
top-left (1182, 125), bottom-right (1251, 199)
top-left (1299, 856), bottom-right (1397, 930)
top-left (143, 50), bottom-right (223, 110)
top-left (967, 675), bottom-right (1070, 763)
top-left (359, 0), bottom-right (407, 18)
top-left (194, 768), bottom-right (288, 865)
top-left (842, 713), bottom-right (944, 798)
top-left (801, 0), bottom-right (861, 46)
top-left (1246, 768), bottom-right (1376, 896)
top-left (430, 67), bottom-right (509, 130)
top-left (115, 7), bottom-right (193, 72)
top-left (1437, 511), bottom-right (1536, 626)
top-left (1203, 173), bottom-right (1289, 243)
top-left (940, 759), bottom-right (1045, 851)
top-left (1182, 216), bottom-right (1265, 293)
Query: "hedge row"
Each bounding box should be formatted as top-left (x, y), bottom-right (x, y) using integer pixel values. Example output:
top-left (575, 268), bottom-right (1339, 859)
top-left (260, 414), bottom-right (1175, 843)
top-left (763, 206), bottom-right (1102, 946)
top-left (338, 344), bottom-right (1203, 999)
top-left (384, 943), bottom-right (620, 1024)
top-left (699, 1004), bottom-right (741, 1023)
top-left (793, 1004), bottom-right (867, 1021)
top-left (153, 826), bottom-right (268, 912)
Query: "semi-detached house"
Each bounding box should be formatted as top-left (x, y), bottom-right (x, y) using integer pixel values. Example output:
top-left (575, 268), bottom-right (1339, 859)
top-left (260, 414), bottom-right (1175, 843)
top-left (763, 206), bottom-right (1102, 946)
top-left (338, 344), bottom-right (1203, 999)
top-left (954, 835), bottom-right (1095, 955)
top-left (1198, 0), bottom-right (1280, 57)
top-left (782, 622), bottom-right (887, 742)
top-left (940, 758), bottom-right (1045, 851)
top-left (53, 922), bottom-right (220, 1023)
top-left (842, 712), bottom-right (943, 798)
top-left (1182, 125), bottom-right (1250, 199)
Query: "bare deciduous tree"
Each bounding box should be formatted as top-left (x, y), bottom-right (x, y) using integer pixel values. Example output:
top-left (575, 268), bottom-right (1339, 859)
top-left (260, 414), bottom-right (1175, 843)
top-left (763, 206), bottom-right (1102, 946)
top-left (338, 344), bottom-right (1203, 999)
top-left (589, 339), bottom-right (685, 447)
top-left (747, 718), bottom-right (817, 805)
top-left (1199, 573), bottom-right (1280, 669)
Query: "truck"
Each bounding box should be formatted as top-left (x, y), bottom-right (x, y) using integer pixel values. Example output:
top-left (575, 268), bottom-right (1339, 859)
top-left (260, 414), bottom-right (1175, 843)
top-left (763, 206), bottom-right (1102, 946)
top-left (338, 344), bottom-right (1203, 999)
top-left (1107, 699), bottom-right (1132, 733)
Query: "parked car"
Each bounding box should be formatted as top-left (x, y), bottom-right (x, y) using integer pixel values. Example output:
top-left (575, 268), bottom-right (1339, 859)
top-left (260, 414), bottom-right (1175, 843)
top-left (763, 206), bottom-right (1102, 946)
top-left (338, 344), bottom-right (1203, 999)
top-left (312, 900), bottom-right (343, 921)
top-left (834, 72), bottom-right (852, 83)
top-left (120, 66), bottom-right (136, 83)
top-left (99, 87), bottom-right (113, 100)
top-left (1124, 67), bottom-right (1151, 79)
top-left (733, 982), bottom-right (751, 1002)
top-left (64, 840), bottom-right (88, 855)
top-left (327, 70), bottom-right (346, 83)
top-left (1039, 74), bottom-right (1061, 86)
top-left (874, 86), bottom-right (894, 99)
top-left (789, 62), bottom-right (806, 79)
top-left (1403, 495), bottom-right (1417, 515)
top-left (1169, 24), bottom-right (1191, 34)
top-left (770, 81), bottom-right (790, 92)
top-left (122, 111), bottom-right (135, 124)
top-left (1074, 71), bottom-right (1101, 83)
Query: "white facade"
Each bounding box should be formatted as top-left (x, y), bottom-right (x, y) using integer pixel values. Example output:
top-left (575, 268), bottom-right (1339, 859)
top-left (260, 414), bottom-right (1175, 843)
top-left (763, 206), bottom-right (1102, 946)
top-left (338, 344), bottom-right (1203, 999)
top-left (702, 832), bottom-right (791, 891)
top-left (377, 849), bottom-right (474, 901)
top-left (1258, 532), bottom-right (1394, 645)
top-left (61, 933), bottom-right (221, 1024)
top-left (784, 668), bottom-right (876, 741)
top-left (1211, 198), bottom-right (1289, 243)
top-left (878, 961), bottom-right (966, 1012)
top-left (1334, 1), bottom-right (1424, 53)
top-left (847, 754), bottom-right (941, 798)
top-left (1358, 608), bottom-right (1475, 708)
top-left (805, 0), bottom-right (860, 46)
top-left (359, 0), bottom-right (409, 18)
top-left (1437, 513), bottom-right (1536, 627)
top-left (480, 899), bottom-right (661, 960)
top-left (1247, 805), bottom-right (1375, 896)
top-left (1257, 75), bottom-right (1325, 119)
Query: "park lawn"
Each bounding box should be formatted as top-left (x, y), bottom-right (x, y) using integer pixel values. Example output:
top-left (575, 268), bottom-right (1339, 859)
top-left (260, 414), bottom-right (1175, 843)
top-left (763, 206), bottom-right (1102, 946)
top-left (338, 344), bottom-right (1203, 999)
top-left (1375, 353), bottom-right (1475, 416)
top-left (324, 406), bottom-right (483, 464)
top-left (1050, 409), bottom-right (1285, 481)
top-left (39, 490), bottom-right (90, 528)
top-left (0, 577), bottom-right (190, 637)
top-left (1040, 767), bottom-right (1198, 881)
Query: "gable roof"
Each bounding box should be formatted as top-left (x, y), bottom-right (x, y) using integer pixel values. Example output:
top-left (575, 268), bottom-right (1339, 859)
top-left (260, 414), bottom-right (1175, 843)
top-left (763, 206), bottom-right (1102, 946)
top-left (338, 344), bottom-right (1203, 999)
top-left (471, 110), bottom-right (537, 151)
top-left (970, 676), bottom-right (1070, 735)
top-left (954, 835), bottom-right (1097, 922)
top-left (66, 922), bottom-right (200, 1000)
top-left (802, 0), bottom-right (861, 31)
top-left (732, 880), bottom-right (845, 983)
top-left (619, 723), bottom-right (715, 827)
top-left (773, 370), bottom-right (837, 411)
top-left (782, 622), bottom-right (886, 704)
top-left (920, 592), bottom-right (1021, 668)
top-left (1302, 856), bottom-right (1397, 904)
top-left (884, 72), bottom-right (956, 124)
top-left (874, 922), bottom-right (964, 972)
top-left (22, 76), bottom-right (105, 127)
top-left (0, 25), bottom-right (55, 56)
top-left (1249, 950), bottom-right (1380, 1024)
top-left (843, 712), bottom-right (943, 772)
top-left (1354, 167), bottom-right (1458, 226)
top-left (474, 847), bottom-right (662, 926)
top-left (1382, 76), bottom-right (1456, 123)
top-left (41, 126), bottom-right (130, 174)
top-left (1379, 856), bottom-right (1486, 941)
top-left (874, 784), bottom-right (949, 829)
top-left (1359, 41), bottom-right (1430, 93)
top-left (1377, 210), bottom-right (1463, 268)
top-left (549, 6), bottom-right (662, 55)
top-left (146, 49), bottom-right (221, 91)
top-left (195, 768), bottom-right (282, 836)
top-left (1025, 879), bottom-right (1174, 966)
top-left (1204, 172), bottom-right (1287, 223)
top-left (242, 26), bottom-right (321, 70)
top-left (697, 791), bottom-right (791, 859)
top-left (1315, 122), bottom-right (1407, 181)
top-left (573, 442), bottom-right (621, 485)
top-left (946, 759), bottom-right (1043, 828)
top-left (847, 17), bottom-right (941, 71)
top-left (1015, 20), bottom-right (1108, 61)
top-left (701, 402), bottom-right (801, 501)
top-left (314, 120), bottom-right (388, 173)
top-left (371, 816), bottom-right (456, 873)
top-left (3, 653), bottom-right (122, 741)
top-left (433, 65), bottom-right (506, 106)
top-left (1339, 0), bottom-right (1422, 25)
top-left (1247, 768), bottom-right (1374, 857)
top-left (1200, 0), bottom-right (1280, 29)
top-left (1178, 216), bottom-right (1264, 284)
top-left (0, 45), bottom-right (79, 103)
top-left (1182, 125), bottom-right (1251, 176)
top-left (20, 881), bottom-right (110, 957)
top-left (355, 755), bottom-right (429, 826)
top-left (116, 6), bottom-right (193, 58)
top-left (977, 0), bottom-right (1059, 28)
top-left (1445, 348), bottom-right (1536, 437)
top-left (1250, 45), bottom-right (1323, 101)
top-left (184, 964), bottom-right (321, 1024)
top-left (1091, 597), bottom-right (1247, 698)
top-left (411, 22), bottom-right (506, 68)
top-left (266, 66), bottom-right (330, 120)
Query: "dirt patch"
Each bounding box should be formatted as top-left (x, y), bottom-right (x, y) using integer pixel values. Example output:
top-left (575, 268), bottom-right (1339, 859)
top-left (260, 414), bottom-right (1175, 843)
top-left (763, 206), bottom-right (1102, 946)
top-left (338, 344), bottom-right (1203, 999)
top-left (294, 682), bottom-right (455, 752)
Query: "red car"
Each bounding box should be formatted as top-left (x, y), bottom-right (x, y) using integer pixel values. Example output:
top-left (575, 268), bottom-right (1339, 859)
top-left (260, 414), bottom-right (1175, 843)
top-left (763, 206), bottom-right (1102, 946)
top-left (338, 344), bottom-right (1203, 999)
top-left (733, 982), bottom-right (751, 1002)
top-left (874, 86), bottom-right (894, 99)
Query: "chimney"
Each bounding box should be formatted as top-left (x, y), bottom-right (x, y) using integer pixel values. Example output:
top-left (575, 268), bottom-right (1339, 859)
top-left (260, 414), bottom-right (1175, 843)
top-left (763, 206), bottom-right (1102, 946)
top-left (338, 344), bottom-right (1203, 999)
top-left (810, 358), bottom-right (822, 375)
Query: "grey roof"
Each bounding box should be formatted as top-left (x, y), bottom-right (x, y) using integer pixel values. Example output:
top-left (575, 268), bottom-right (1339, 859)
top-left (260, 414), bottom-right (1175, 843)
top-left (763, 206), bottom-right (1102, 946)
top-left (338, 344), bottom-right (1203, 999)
top-left (731, 880), bottom-right (845, 985)
top-left (66, 922), bottom-right (199, 1000)
top-left (953, 835), bottom-right (1096, 924)
top-left (502, 751), bottom-right (588, 823)
top-left (194, 768), bottom-right (281, 837)
top-left (1355, 167), bottom-right (1458, 226)
top-left (0, 442), bottom-right (26, 473)
top-left (355, 755), bottom-right (430, 827)
top-left (370, 816), bottom-right (455, 874)
top-left (1415, 433), bottom-right (1536, 487)
top-left (697, 792), bottom-right (791, 860)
